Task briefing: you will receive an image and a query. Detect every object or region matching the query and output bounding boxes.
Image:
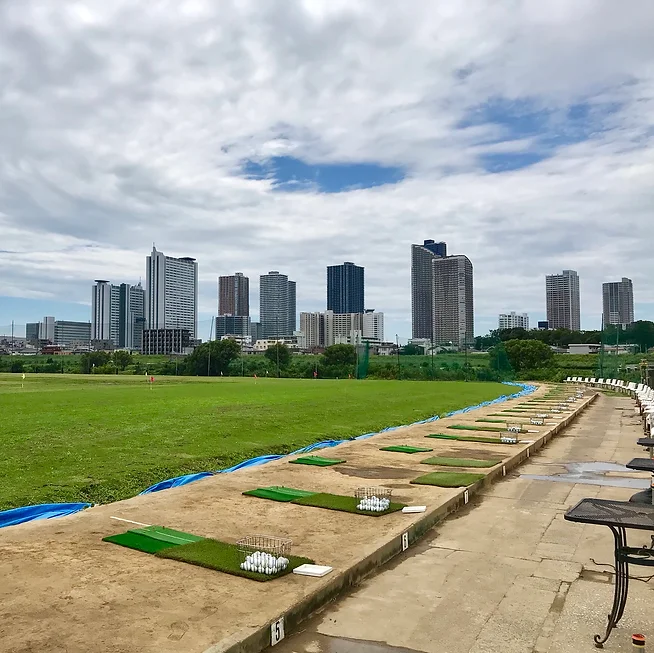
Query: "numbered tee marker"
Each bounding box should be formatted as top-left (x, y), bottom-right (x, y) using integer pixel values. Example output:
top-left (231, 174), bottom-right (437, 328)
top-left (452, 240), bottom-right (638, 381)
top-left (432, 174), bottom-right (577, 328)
top-left (464, 489), bottom-right (469, 505)
top-left (271, 617), bottom-right (285, 646)
top-left (401, 532), bottom-right (409, 551)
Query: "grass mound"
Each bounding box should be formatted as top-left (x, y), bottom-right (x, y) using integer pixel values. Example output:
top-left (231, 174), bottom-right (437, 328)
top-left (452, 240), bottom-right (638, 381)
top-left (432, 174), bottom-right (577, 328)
top-left (102, 531), bottom-right (182, 554)
top-left (426, 433), bottom-right (516, 444)
top-left (411, 471), bottom-right (485, 487)
top-left (447, 424), bottom-right (524, 433)
top-left (420, 456), bottom-right (500, 468)
top-left (243, 486), bottom-right (317, 502)
top-left (156, 538), bottom-right (314, 582)
top-left (292, 492), bottom-right (405, 516)
top-left (379, 445), bottom-right (434, 454)
top-left (289, 456), bottom-right (345, 467)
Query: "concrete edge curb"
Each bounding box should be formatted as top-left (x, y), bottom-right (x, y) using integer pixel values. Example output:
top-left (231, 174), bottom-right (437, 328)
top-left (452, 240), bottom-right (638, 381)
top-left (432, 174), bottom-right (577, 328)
top-left (206, 391), bottom-right (598, 653)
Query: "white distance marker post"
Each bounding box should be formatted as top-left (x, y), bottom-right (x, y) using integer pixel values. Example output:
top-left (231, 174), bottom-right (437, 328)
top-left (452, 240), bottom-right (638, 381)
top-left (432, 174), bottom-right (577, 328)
top-left (271, 618), bottom-right (285, 646)
top-left (464, 489), bottom-right (469, 505)
top-left (401, 532), bottom-right (409, 551)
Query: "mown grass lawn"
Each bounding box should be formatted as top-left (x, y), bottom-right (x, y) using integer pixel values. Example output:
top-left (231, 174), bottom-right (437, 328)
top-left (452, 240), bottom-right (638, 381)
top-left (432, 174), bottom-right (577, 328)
top-left (0, 374), bottom-right (510, 510)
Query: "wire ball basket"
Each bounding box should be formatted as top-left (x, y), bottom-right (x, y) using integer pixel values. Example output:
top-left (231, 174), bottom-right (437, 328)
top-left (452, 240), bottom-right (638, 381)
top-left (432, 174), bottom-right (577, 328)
top-left (355, 487), bottom-right (392, 501)
top-left (236, 535), bottom-right (292, 560)
top-left (506, 423), bottom-right (522, 434)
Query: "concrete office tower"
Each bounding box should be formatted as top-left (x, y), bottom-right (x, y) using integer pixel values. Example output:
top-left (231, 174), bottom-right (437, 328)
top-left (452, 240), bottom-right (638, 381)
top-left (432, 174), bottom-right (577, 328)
top-left (119, 282), bottom-right (146, 350)
top-left (603, 278), bottom-right (634, 327)
top-left (219, 272), bottom-right (249, 317)
top-left (327, 262), bottom-right (364, 314)
top-left (92, 281), bottom-right (120, 343)
top-left (411, 239), bottom-right (447, 339)
top-left (499, 312), bottom-right (530, 330)
top-left (54, 321), bottom-right (92, 347)
top-left (25, 322), bottom-right (40, 345)
top-left (432, 255), bottom-right (474, 347)
top-left (146, 246), bottom-right (198, 339)
top-left (300, 312), bottom-right (327, 350)
top-left (260, 271), bottom-right (296, 337)
top-left (39, 316), bottom-right (55, 342)
top-left (546, 270), bottom-right (581, 331)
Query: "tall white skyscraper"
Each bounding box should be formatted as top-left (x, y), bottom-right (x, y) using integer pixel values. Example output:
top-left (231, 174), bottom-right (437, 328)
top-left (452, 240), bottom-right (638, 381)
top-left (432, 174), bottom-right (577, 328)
top-left (411, 239), bottom-right (447, 340)
top-left (432, 255), bottom-right (474, 347)
top-left (92, 281), bottom-right (119, 343)
top-left (146, 246), bottom-right (198, 339)
top-left (546, 270), bottom-right (580, 331)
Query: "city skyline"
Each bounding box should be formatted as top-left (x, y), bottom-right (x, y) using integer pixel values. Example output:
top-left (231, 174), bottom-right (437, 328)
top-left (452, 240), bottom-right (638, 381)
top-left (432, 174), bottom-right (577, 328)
top-left (1, 3), bottom-right (652, 341)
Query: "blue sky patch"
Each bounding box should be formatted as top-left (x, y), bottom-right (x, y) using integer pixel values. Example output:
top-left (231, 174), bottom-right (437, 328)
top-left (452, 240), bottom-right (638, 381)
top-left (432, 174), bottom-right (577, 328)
top-left (459, 96), bottom-right (621, 173)
top-left (242, 156), bottom-right (405, 193)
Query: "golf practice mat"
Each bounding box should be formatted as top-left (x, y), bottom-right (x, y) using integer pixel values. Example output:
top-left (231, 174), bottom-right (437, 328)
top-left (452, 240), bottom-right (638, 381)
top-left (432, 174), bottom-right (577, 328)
top-left (411, 471), bottom-right (486, 488)
top-left (475, 419), bottom-right (507, 424)
top-left (242, 486), bottom-right (318, 502)
top-left (291, 492), bottom-right (406, 516)
top-left (102, 531), bottom-right (182, 554)
top-left (129, 525), bottom-right (205, 545)
top-left (420, 456), bottom-right (501, 468)
top-left (425, 434), bottom-right (518, 444)
top-left (379, 445), bottom-right (434, 454)
top-left (156, 538), bottom-right (314, 582)
top-left (289, 456), bottom-right (346, 466)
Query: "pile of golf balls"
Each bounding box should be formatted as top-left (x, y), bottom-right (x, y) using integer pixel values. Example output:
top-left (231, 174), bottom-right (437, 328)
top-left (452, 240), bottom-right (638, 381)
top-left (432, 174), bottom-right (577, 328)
top-left (240, 550), bottom-right (289, 575)
top-left (357, 495), bottom-right (390, 512)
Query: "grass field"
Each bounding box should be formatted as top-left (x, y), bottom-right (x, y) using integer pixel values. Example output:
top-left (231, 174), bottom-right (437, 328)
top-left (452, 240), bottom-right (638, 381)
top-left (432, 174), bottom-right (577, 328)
top-left (0, 374), bottom-right (510, 511)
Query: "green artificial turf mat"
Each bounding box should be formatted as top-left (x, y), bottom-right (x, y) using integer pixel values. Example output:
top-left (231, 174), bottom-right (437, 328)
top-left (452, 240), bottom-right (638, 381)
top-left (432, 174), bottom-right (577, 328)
top-left (421, 456), bottom-right (500, 468)
top-left (291, 492), bottom-right (405, 516)
top-left (243, 486), bottom-right (317, 502)
top-left (102, 531), bottom-right (181, 554)
top-left (289, 456), bottom-right (346, 466)
top-left (129, 526), bottom-right (205, 545)
top-left (426, 433), bottom-right (515, 444)
top-left (447, 424), bottom-right (524, 433)
top-left (379, 445), bottom-right (434, 453)
top-left (411, 471), bottom-right (485, 487)
top-left (475, 419), bottom-right (506, 423)
top-left (156, 538), bottom-right (314, 582)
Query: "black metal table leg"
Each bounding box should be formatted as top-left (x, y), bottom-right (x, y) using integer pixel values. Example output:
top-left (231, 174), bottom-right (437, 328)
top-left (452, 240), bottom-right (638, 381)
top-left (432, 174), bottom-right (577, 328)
top-left (594, 526), bottom-right (629, 648)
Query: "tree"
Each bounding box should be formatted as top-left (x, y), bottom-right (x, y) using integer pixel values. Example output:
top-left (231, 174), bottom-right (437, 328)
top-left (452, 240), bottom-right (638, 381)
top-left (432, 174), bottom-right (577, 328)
top-left (264, 343), bottom-right (291, 373)
top-left (489, 342), bottom-right (513, 376)
top-left (80, 350), bottom-right (111, 374)
top-left (322, 344), bottom-right (356, 367)
top-left (112, 350), bottom-right (133, 371)
top-left (503, 339), bottom-right (554, 372)
top-left (184, 339), bottom-right (241, 376)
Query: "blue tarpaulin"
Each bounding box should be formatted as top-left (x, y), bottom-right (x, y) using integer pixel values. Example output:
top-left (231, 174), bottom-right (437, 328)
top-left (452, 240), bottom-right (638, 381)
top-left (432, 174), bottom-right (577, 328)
top-left (139, 471), bottom-right (214, 494)
top-left (0, 503), bottom-right (90, 529)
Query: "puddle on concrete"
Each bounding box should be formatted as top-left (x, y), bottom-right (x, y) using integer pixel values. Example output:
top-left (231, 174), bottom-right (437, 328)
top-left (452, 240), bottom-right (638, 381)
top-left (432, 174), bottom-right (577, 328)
top-left (276, 632), bottom-right (428, 653)
top-left (521, 462), bottom-right (648, 489)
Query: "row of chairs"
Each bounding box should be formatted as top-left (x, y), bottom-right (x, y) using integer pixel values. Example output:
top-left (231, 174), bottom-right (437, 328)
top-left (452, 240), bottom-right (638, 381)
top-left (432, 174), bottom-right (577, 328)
top-left (565, 376), bottom-right (652, 433)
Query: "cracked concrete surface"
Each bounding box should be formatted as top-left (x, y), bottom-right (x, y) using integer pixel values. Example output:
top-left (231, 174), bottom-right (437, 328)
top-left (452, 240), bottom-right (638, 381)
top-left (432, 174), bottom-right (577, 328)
top-left (275, 394), bottom-right (654, 653)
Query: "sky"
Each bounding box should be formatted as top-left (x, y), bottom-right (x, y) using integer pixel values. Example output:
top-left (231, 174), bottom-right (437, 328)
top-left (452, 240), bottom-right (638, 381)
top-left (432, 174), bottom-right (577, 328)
top-left (1, 0), bottom-right (653, 343)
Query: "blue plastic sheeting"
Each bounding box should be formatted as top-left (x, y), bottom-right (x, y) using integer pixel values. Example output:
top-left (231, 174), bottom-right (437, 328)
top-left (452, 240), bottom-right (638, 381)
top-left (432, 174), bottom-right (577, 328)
top-left (290, 439), bottom-right (347, 454)
top-left (140, 471), bottom-right (214, 495)
top-left (0, 503), bottom-right (90, 529)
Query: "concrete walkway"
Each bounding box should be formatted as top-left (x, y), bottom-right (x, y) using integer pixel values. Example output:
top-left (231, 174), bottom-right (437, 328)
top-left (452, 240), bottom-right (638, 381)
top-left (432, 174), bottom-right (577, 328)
top-left (275, 393), bottom-right (654, 653)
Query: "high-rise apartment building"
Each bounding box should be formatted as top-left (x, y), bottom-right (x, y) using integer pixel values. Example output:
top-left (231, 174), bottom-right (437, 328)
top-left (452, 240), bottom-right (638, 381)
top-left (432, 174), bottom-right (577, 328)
top-left (215, 315), bottom-right (250, 339)
top-left (432, 255), bottom-right (474, 347)
top-left (260, 271), bottom-right (296, 337)
top-left (546, 270), bottom-right (580, 331)
top-left (92, 280), bottom-right (145, 349)
top-left (327, 262), bottom-right (364, 314)
top-left (146, 246), bottom-right (198, 339)
top-left (603, 278), bottom-right (634, 327)
top-left (299, 312), bottom-right (327, 350)
top-left (219, 273), bottom-right (249, 317)
top-left (411, 240), bottom-right (448, 339)
top-left (499, 312), bottom-right (530, 330)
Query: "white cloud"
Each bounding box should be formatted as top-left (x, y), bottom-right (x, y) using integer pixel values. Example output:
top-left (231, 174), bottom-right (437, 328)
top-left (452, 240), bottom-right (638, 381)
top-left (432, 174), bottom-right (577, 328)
top-left (0, 0), bottom-right (653, 337)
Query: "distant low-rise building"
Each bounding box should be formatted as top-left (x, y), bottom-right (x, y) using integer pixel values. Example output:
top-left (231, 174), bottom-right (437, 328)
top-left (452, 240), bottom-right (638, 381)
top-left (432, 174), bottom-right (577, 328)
top-left (142, 328), bottom-right (192, 355)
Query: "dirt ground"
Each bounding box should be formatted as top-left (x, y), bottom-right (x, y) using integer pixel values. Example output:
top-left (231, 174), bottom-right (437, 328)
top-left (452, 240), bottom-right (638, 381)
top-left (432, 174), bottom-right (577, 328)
top-left (0, 383), bottom-right (586, 653)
